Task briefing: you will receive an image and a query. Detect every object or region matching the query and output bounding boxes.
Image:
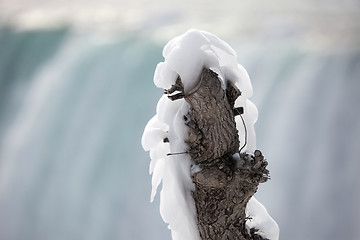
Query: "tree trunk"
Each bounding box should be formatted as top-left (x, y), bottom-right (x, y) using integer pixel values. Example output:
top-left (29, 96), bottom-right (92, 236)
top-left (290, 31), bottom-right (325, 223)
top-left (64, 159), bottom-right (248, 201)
top-left (165, 68), bottom-right (270, 240)
top-left (191, 151), bottom-right (269, 240)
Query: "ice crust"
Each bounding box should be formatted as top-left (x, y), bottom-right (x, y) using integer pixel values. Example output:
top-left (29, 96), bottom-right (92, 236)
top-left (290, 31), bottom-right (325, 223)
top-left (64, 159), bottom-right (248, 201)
top-left (142, 29), bottom-right (279, 240)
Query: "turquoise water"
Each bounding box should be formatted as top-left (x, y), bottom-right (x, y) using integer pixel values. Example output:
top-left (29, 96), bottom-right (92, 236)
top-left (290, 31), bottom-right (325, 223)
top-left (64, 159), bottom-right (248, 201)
top-left (0, 28), bottom-right (359, 240)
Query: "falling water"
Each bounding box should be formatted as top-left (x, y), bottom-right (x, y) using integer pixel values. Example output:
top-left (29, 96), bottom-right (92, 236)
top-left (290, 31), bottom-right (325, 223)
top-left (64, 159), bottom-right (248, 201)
top-left (0, 27), bottom-right (359, 240)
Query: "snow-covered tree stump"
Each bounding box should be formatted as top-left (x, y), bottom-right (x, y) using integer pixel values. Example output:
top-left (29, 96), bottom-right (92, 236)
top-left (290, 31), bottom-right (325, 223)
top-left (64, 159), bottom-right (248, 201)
top-left (142, 29), bottom-right (279, 240)
top-left (166, 68), bottom-right (269, 240)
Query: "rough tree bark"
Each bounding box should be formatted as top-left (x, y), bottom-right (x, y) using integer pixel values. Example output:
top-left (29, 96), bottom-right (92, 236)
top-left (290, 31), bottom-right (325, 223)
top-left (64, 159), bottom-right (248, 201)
top-left (165, 68), bottom-right (270, 240)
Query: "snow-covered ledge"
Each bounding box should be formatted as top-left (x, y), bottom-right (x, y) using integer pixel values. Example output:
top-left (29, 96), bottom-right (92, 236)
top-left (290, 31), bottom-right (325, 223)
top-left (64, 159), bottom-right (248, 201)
top-left (142, 29), bottom-right (279, 240)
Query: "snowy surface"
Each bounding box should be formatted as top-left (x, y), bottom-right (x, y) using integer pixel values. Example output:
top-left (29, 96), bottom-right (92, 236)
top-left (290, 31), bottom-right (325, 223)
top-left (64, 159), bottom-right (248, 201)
top-left (142, 29), bottom-right (279, 240)
top-left (246, 197), bottom-right (279, 239)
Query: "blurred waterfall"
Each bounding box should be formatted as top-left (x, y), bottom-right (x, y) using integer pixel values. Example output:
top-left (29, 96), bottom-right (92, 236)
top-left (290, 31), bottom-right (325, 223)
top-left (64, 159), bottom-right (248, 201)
top-left (0, 28), bottom-right (170, 240)
top-left (239, 48), bottom-right (360, 240)
top-left (0, 28), bottom-right (359, 240)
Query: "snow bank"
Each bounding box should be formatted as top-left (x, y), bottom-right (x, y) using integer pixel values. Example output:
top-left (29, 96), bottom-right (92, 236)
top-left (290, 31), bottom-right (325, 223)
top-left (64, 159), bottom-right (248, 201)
top-left (142, 29), bottom-right (279, 240)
